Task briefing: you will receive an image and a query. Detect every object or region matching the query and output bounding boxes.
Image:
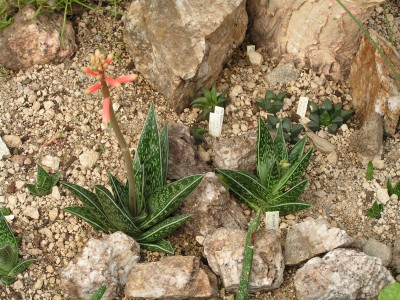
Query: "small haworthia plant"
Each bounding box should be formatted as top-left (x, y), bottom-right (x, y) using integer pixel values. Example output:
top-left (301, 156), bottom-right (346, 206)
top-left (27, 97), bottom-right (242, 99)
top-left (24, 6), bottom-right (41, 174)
top-left (265, 115), bottom-right (304, 144)
top-left (256, 90), bottom-right (286, 115)
top-left (0, 211), bottom-right (35, 284)
top-left (365, 161), bottom-right (374, 181)
top-left (367, 201), bottom-right (384, 219)
top-left (190, 83), bottom-right (227, 121)
top-left (236, 209), bottom-right (261, 300)
top-left (27, 164), bottom-right (61, 197)
top-left (217, 117), bottom-right (313, 215)
top-left (387, 178), bottom-right (400, 198)
top-left (62, 50), bottom-right (203, 254)
top-left (308, 99), bottom-right (354, 134)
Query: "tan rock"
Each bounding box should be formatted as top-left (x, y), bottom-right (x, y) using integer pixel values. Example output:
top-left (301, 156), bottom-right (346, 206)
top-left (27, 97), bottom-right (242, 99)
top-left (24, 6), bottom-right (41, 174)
top-left (0, 5), bottom-right (75, 71)
top-left (349, 29), bottom-right (400, 136)
top-left (124, 0), bottom-right (247, 111)
top-left (247, 0), bottom-right (383, 80)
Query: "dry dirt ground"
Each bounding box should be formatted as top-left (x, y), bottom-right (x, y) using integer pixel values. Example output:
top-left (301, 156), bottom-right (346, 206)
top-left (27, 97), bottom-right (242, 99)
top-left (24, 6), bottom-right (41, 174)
top-left (0, 1), bottom-right (399, 299)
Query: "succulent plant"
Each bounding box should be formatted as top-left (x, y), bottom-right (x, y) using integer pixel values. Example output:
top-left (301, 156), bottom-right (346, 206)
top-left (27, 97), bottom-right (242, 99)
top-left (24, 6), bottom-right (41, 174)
top-left (387, 178), bottom-right (400, 198)
top-left (265, 116), bottom-right (304, 144)
top-left (0, 210), bottom-right (35, 284)
top-left (63, 105), bottom-right (203, 254)
top-left (367, 201), bottom-right (384, 219)
top-left (217, 117), bottom-right (312, 215)
top-left (190, 83), bottom-right (227, 121)
top-left (189, 127), bottom-right (208, 145)
top-left (256, 90), bottom-right (286, 114)
top-left (307, 99), bottom-right (354, 134)
top-left (27, 164), bottom-right (61, 197)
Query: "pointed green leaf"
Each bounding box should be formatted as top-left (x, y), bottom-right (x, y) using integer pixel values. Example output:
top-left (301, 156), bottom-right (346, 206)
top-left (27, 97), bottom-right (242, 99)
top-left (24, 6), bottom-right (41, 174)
top-left (90, 285), bottom-right (107, 300)
top-left (393, 180), bottom-right (400, 197)
top-left (210, 83), bottom-right (217, 104)
top-left (137, 214), bottom-right (191, 243)
top-left (35, 164), bottom-right (60, 196)
top-left (216, 169), bottom-right (269, 211)
top-left (7, 258), bottom-right (35, 277)
top-left (269, 180), bottom-right (308, 206)
top-left (378, 282), bottom-right (400, 300)
top-left (365, 162), bottom-right (374, 181)
top-left (62, 182), bottom-right (115, 230)
top-left (160, 124), bottom-right (169, 185)
top-left (387, 178), bottom-right (394, 196)
top-left (140, 175), bottom-right (203, 230)
top-left (191, 97), bottom-right (208, 107)
top-left (273, 148), bottom-right (313, 194)
top-left (133, 154), bottom-right (145, 215)
top-left (202, 88), bottom-right (212, 101)
top-left (327, 123), bottom-right (338, 134)
top-left (1, 275), bottom-right (15, 285)
top-left (321, 99), bottom-right (333, 111)
top-left (108, 174), bottom-right (129, 215)
top-left (273, 123), bottom-right (288, 163)
top-left (320, 110), bottom-right (331, 126)
top-left (367, 201), bottom-right (384, 219)
top-left (0, 245), bottom-right (15, 274)
top-left (136, 104), bottom-right (163, 200)
top-left (95, 185), bottom-right (141, 235)
top-left (0, 212), bottom-right (18, 257)
top-left (308, 102), bottom-right (319, 113)
top-left (265, 90), bottom-right (275, 100)
top-left (64, 206), bottom-right (109, 232)
top-left (277, 91), bottom-right (287, 101)
top-left (340, 110), bottom-right (354, 122)
top-left (264, 201), bottom-right (311, 215)
top-left (26, 184), bottom-right (40, 196)
top-left (139, 239), bottom-right (174, 254)
top-left (257, 117), bottom-right (275, 187)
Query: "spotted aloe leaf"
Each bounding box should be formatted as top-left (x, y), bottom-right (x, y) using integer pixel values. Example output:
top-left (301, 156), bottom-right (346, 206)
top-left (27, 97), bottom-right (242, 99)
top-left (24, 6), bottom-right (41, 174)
top-left (90, 285), bottom-right (107, 300)
top-left (133, 154), bottom-right (145, 215)
top-left (160, 124), bottom-right (169, 185)
top-left (139, 239), bottom-right (174, 255)
top-left (257, 117), bottom-right (275, 187)
top-left (27, 164), bottom-right (61, 197)
top-left (136, 104), bottom-right (164, 201)
top-left (273, 123), bottom-right (288, 163)
top-left (62, 182), bottom-right (115, 230)
top-left (109, 173), bottom-right (129, 214)
top-left (95, 185), bottom-right (141, 235)
top-left (0, 245), bottom-right (15, 275)
top-left (7, 258), bottom-right (35, 277)
top-left (139, 175), bottom-right (203, 230)
top-left (63, 206), bottom-right (109, 232)
top-left (137, 214), bottom-right (191, 243)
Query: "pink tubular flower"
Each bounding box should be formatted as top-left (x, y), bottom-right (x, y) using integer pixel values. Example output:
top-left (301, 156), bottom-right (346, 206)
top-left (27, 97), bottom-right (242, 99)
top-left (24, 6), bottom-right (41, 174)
top-left (102, 97), bottom-right (111, 124)
top-left (114, 74), bottom-right (138, 84)
top-left (86, 82), bottom-right (102, 94)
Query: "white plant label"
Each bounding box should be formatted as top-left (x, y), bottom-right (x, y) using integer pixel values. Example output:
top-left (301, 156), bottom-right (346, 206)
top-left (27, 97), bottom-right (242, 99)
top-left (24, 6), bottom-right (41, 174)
top-left (265, 211), bottom-right (280, 230)
top-left (297, 96), bottom-right (309, 118)
top-left (247, 45), bottom-right (256, 53)
top-left (209, 106), bottom-right (224, 137)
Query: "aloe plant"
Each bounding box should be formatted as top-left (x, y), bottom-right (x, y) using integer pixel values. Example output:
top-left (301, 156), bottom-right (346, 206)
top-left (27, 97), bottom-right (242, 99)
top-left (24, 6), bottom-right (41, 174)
top-left (217, 117), bottom-right (312, 215)
top-left (0, 211), bottom-right (35, 284)
top-left (27, 164), bottom-right (61, 197)
top-left (190, 83), bottom-right (227, 121)
top-left (308, 99), bottom-right (354, 134)
top-left (256, 90), bottom-right (286, 114)
top-left (265, 115), bottom-right (304, 144)
top-left (63, 105), bottom-right (203, 254)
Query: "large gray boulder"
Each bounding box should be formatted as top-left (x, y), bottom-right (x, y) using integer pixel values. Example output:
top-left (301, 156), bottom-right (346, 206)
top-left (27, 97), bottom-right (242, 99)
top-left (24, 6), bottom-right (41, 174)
top-left (0, 5), bottom-right (75, 71)
top-left (124, 0), bottom-right (247, 111)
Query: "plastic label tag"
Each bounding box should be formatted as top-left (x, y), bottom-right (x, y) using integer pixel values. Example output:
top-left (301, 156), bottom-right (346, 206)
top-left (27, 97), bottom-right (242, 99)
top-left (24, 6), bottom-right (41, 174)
top-left (209, 106), bottom-right (224, 137)
top-left (265, 211), bottom-right (280, 230)
top-left (297, 96), bottom-right (309, 118)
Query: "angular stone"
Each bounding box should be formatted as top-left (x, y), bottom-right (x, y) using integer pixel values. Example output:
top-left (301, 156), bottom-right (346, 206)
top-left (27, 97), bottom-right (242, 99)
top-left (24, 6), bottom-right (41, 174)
top-left (125, 256), bottom-right (218, 299)
top-left (203, 228), bottom-right (284, 293)
top-left (363, 238), bottom-right (392, 267)
top-left (350, 29), bottom-right (400, 136)
top-left (2, 135), bottom-right (22, 149)
top-left (0, 5), bottom-right (75, 71)
top-left (211, 134), bottom-right (256, 171)
top-left (305, 131), bottom-right (336, 154)
top-left (285, 218), bottom-right (353, 265)
top-left (391, 237), bottom-right (400, 273)
top-left (0, 137), bottom-right (11, 159)
top-left (349, 112), bottom-right (383, 159)
top-left (167, 123), bottom-right (210, 180)
top-left (264, 63), bottom-right (301, 86)
top-left (41, 155), bottom-right (60, 172)
top-left (180, 172), bottom-right (247, 236)
top-left (294, 248), bottom-right (395, 300)
top-left (61, 232), bottom-right (140, 300)
top-left (124, 0), bottom-right (247, 111)
top-left (247, 0), bottom-right (383, 80)
top-left (79, 149), bottom-right (100, 170)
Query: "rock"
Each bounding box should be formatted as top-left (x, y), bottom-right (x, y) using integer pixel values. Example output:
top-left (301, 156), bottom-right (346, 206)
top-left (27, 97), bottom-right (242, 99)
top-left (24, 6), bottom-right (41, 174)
top-left (23, 206), bottom-right (39, 219)
top-left (247, 0), bottom-right (383, 80)
top-left (247, 51), bottom-right (263, 66)
top-left (51, 186), bottom-right (61, 201)
top-left (124, 0), bottom-right (247, 112)
top-left (48, 208), bottom-right (58, 222)
top-left (212, 134), bottom-right (256, 171)
top-left (2, 135), bottom-right (22, 149)
top-left (376, 188), bottom-right (390, 205)
top-left (294, 248), bottom-right (395, 300)
top-left (61, 232), bottom-right (140, 300)
top-left (230, 85), bottom-right (244, 98)
top-left (0, 5), bottom-right (75, 71)
top-left (79, 150), bottom-right (100, 170)
top-left (305, 131), bottom-right (336, 154)
top-left (125, 256), bottom-right (218, 299)
top-left (326, 151), bottom-right (338, 164)
top-left (264, 63), bottom-right (301, 86)
top-left (363, 239), bottom-right (392, 267)
top-left (372, 158), bottom-right (385, 170)
top-left (167, 123), bottom-right (210, 180)
top-left (349, 29), bottom-right (400, 136)
top-left (391, 237), bottom-right (400, 273)
top-left (203, 228), bottom-right (284, 293)
top-left (349, 112), bottom-right (383, 159)
top-left (285, 218), bottom-right (353, 265)
top-left (41, 155), bottom-right (60, 172)
top-left (0, 137), bottom-right (10, 159)
top-left (180, 172), bottom-right (247, 236)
